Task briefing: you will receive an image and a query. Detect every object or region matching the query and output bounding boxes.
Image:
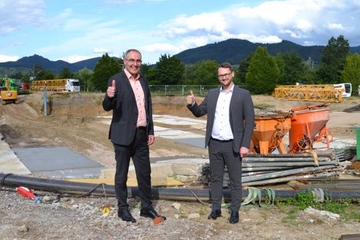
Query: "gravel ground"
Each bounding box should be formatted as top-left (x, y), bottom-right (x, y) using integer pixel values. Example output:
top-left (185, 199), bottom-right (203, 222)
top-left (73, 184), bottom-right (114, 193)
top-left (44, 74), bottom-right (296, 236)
top-left (2, 93), bottom-right (360, 239)
top-left (0, 188), bottom-right (219, 240)
top-left (2, 186), bottom-right (360, 240)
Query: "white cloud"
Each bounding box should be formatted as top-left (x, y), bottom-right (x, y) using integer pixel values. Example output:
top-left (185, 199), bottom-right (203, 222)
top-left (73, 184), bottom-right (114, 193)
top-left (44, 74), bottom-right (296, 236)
top-left (62, 55), bottom-right (94, 63)
top-left (0, 0), bottom-right (45, 34)
top-left (93, 48), bottom-right (114, 54)
top-left (158, 12), bottom-right (226, 38)
top-left (328, 23), bottom-right (345, 30)
top-left (1, 0), bottom-right (360, 64)
top-left (0, 54), bottom-right (19, 62)
top-left (153, 0), bottom-right (360, 55)
top-left (141, 43), bottom-right (179, 53)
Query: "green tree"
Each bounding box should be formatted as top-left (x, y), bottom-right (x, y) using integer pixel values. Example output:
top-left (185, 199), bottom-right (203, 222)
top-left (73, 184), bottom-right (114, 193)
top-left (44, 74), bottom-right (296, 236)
top-left (156, 54), bottom-right (185, 85)
top-left (245, 46), bottom-right (280, 94)
top-left (21, 74), bottom-right (31, 83)
top-left (237, 54), bottom-right (253, 85)
top-left (276, 52), bottom-right (311, 85)
top-left (36, 69), bottom-right (55, 80)
top-left (31, 65), bottom-right (45, 80)
top-left (342, 53), bottom-right (360, 95)
top-left (8, 71), bottom-right (22, 80)
top-left (317, 35), bottom-right (350, 83)
top-left (91, 53), bottom-right (121, 92)
top-left (187, 60), bottom-right (218, 85)
top-left (29, 65), bottom-right (55, 80)
top-left (182, 64), bottom-right (196, 85)
top-left (141, 64), bottom-right (157, 84)
top-left (74, 67), bottom-right (93, 92)
top-left (59, 67), bottom-right (73, 78)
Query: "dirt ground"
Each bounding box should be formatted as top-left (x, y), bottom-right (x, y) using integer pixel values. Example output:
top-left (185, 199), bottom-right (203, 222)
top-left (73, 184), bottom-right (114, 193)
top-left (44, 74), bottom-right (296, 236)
top-left (1, 92), bottom-right (360, 240)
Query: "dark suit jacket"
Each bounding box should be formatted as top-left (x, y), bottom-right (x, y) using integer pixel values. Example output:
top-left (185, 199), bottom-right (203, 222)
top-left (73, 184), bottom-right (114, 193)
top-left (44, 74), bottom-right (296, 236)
top-left (188, 86), bottom-right (255, 153)
top-left (102, 71), bottom-right (154, 146)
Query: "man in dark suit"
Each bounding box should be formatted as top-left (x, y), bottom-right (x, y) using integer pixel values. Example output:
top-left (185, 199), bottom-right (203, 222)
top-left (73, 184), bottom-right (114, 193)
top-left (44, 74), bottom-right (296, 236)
top-left (102, 49), bottom-right (165, 223)
top-left (186, 62), bottom-right (255, 224)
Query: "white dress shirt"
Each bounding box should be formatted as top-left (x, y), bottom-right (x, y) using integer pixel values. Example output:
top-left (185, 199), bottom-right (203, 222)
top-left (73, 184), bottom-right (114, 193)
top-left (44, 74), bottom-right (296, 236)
top-left (211, 85), bottom-right (234, 141)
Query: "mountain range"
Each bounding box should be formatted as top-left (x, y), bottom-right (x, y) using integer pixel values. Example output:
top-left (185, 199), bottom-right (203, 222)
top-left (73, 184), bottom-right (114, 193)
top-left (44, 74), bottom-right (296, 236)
top-left (1, 39), bottom-right (360, 75)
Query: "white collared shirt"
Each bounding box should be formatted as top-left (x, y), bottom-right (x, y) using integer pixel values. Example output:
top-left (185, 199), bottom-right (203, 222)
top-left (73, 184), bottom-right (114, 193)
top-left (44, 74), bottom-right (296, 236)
top-left (211, 85), bottom-right (234, 141)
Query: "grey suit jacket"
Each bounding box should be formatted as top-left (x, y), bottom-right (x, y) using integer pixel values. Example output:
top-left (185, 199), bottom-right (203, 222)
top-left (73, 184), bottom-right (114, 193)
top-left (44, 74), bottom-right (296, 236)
top-left (188, 86), bottom-right (255, 153)
top-left (102, 71), bottom-right (154, 146)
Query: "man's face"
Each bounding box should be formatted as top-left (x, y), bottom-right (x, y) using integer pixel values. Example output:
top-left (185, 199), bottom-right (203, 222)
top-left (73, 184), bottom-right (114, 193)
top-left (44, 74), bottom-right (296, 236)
top-left (217, 67), bottom-right (234, 87)
top-left (124, 51), bottom-right (142, 76)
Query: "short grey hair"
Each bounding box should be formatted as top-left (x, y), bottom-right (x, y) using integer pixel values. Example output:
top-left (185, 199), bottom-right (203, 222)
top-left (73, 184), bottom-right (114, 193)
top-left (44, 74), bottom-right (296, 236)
top-left (123, 49), bottom-right (142, 59)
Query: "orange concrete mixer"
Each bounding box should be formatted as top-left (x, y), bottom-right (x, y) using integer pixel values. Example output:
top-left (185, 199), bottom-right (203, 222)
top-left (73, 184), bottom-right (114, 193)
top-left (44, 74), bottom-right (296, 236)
top-left (287, 104), bottom-right (332, 154)
top-left (250, 112), bottom-right (292, 154)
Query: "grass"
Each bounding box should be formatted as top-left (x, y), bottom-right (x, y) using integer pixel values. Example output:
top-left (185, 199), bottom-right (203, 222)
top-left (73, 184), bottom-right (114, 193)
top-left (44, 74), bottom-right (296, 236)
top-left (278, 188), bottom-right (360, 222)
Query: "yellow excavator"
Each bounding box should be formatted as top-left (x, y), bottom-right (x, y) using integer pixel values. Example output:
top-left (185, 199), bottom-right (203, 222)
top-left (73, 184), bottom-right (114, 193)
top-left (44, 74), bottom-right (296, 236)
top-left (0, 74), bottom-right (18, 104)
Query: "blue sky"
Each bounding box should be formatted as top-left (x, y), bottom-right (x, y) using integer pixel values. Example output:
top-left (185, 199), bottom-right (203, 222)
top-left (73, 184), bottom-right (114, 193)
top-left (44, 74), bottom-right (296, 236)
top-left (0, 0), bottom-right (359, 64)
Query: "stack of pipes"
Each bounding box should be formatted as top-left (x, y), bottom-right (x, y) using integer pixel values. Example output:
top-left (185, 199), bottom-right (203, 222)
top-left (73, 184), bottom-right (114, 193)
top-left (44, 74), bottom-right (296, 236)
top-left (200, 150), bottom-right (352, 187)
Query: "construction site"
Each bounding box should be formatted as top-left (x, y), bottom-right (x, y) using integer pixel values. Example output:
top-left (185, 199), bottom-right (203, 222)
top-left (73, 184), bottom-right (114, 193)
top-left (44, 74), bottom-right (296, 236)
top-left (1, 90), bottom-right (360, 239)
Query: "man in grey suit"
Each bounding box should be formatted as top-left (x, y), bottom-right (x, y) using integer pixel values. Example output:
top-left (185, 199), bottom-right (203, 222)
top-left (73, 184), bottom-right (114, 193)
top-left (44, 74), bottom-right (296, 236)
top-left (186, 62), bottom-right (255, 224)
top-left (103, 49), bottom-right (165, 223)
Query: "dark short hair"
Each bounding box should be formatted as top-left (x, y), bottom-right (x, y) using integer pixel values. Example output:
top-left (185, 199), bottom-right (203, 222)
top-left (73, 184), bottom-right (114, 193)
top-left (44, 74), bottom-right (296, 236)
top-left (218, 62), bottom-right (232, 70)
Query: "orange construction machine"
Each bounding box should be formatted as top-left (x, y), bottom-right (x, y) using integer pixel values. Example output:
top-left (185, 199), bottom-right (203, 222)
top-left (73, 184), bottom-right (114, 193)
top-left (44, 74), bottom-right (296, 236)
top-left (0, 75), bottom-right (18, 104)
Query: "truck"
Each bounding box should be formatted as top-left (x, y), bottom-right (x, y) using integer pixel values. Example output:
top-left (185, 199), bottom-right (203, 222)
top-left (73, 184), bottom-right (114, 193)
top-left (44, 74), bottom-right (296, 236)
top-left (0, 75), bottom-right (19, 104)
top-left (30, 79), bottom-right (80, 92)
top-left (333, 83), bottom-right (352, 97)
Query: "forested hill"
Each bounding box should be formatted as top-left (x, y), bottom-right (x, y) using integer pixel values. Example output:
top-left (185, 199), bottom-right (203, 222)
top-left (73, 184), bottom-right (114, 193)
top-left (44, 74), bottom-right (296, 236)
top-left (1, 38), bottom-right (360, 75)
top-left (175, 38), bottom-right (360, 64)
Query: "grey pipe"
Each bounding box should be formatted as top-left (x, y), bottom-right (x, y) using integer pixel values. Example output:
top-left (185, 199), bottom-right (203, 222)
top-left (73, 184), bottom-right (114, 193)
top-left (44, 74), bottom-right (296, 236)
top-left (242, 165), bottom-right (340, 183)
top-left (2, 173), bottom-right (360, 201)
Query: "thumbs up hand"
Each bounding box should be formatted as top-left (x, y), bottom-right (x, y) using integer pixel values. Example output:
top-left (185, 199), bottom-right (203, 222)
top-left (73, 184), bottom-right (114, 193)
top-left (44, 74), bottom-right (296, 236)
top-left (107, 80), bottom-right (116, 98)
top-left (186, 90), bottom-right (195, 106)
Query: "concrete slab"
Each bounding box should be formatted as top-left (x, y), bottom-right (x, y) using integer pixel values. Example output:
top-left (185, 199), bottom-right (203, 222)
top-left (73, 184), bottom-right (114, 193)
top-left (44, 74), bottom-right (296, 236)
top-left (154, 126), bottom-right (204, 139)
top-left (153, 115), bottom-right (206, 127)
top-left (1, 115), bottom-right (208, 181)
top-left (98, 115), bottom-right (206, 149)
top-left (0, 134), bottom-right (31, 175)
top-left (13, 146), bottom-right (105, 179)
top-left (173, 137), bottom-right (205, 148)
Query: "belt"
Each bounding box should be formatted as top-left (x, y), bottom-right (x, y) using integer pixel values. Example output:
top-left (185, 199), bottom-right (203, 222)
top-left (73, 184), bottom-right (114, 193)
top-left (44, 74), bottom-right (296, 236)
top-left (137, 126), bottom-right (146, 131)
top-left (211, 137), bottom-right (233, 142)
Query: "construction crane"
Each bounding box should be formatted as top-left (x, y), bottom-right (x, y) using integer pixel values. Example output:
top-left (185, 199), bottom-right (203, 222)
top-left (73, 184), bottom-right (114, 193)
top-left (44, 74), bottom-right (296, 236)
top-left (273, 84), bottom-right (345, 103)
top-left (30, 79), bottom-right (80, 92)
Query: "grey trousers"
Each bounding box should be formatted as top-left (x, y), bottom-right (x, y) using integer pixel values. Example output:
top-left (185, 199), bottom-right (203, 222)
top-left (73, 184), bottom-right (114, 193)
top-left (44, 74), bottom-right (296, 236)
top-left (208, 138), bottom-right (242, 212)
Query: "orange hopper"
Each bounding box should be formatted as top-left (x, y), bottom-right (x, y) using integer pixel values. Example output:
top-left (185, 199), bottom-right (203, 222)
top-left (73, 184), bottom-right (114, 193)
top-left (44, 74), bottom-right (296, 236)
top-left (288, 104), bottom-right (331, 154)
top-left (250, 112), bottom-right (292, 154)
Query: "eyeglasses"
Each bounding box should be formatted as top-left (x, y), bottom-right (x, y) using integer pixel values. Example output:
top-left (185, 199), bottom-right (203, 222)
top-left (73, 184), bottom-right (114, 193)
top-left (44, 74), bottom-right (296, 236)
top-left (218, 72), bottom-right (232, 79)
top-left (125, 58), bottom-right (142, 64)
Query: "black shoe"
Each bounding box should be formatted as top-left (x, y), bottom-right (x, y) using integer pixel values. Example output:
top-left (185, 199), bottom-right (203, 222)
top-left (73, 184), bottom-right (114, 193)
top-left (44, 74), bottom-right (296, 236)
top-left (118, 208), bottom-right (136, 223)
top-left (140, 207), bottom-right (167, 221)
top-left (208, 209), bottom-right (221, 220)
top-left (229, 211), bottom-right (239, 224)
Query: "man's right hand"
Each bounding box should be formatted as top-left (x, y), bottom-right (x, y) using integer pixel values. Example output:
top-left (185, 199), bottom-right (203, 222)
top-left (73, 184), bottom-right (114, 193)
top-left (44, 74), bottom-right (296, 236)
top-left (186, 90), bottom-right (195, 106)
top-left (107, 79), bottom-right (116, 98)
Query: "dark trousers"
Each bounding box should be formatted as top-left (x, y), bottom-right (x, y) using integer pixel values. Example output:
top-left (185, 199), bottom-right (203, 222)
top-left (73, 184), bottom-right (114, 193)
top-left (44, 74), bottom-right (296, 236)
top-left (113, 128), bottom-right (152, 210)
top-left (208, 138), bottom-right (242, 212)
